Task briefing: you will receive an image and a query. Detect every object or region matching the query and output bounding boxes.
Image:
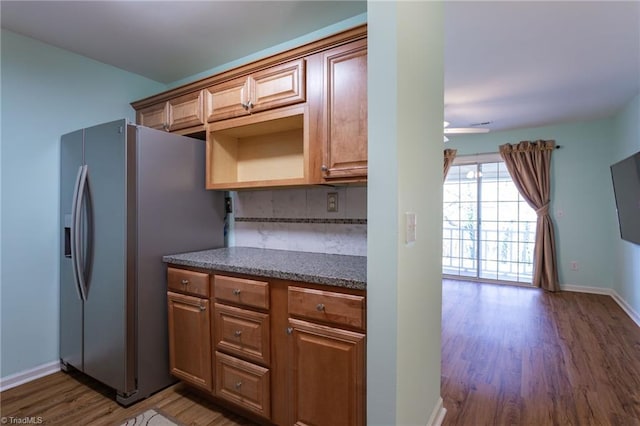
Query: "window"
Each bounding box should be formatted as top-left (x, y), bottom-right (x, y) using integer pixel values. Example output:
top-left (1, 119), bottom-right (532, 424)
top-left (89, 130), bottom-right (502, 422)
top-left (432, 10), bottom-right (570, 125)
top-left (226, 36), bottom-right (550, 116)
top-left (443, 156), bottom-right (536, 284)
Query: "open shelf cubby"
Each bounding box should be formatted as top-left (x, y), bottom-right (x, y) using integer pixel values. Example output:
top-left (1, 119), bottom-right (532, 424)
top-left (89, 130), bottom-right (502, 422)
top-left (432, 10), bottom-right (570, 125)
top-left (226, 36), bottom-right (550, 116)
top-left (206, 104), bottom-right (308, 189)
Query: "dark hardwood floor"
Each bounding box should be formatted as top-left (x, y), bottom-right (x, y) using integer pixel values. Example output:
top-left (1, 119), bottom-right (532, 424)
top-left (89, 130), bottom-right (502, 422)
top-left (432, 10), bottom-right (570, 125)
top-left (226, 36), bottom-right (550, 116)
top-left (2, 280), bottom-right (639, 425)
top-left (441, 279), bottom-right (640, 425)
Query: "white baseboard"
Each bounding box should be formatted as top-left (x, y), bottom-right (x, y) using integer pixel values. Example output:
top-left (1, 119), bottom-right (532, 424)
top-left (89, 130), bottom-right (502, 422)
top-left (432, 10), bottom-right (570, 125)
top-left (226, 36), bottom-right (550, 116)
top-left (610, 291), bottom-right (640, 328)
top-left (0, 360), bottom-right (60, 392)
top-left (426, 397), bottom-right (447, 426)
top-left (560, 283), bottom-right (614, 295)
top-left (561, 284), bottom-right (640, 328)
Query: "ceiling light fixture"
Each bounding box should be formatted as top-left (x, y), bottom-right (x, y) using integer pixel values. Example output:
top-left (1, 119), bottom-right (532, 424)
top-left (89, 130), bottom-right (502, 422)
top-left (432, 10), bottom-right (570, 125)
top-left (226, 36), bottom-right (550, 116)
top-left (443, 120), bottom-right (491, 135)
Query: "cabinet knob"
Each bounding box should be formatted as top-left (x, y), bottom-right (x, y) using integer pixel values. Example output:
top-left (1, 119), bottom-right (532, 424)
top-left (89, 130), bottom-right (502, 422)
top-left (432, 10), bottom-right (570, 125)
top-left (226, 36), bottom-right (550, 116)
top-left (286, 327), bottom-right (293, 335)
top-left (234, 330), bottom-right (242, 338)
top-left (199, 304), bottom-right (206, 311)
top-left (321, 165), bottom-right (328, 172)
top-left (316, 303), bottom-right (325, 312)
top-left (241, 101), bottom-right (249, 110)
top-left (247, 100), bottom-right (254, 109)
top-left (232, 288), bottom-right (241, 296)
top-left (181, 279), bottom-right (189, 286)
top-left (163, 123), bottom-right (169, 131)
top-left (235, 381), bottom-right (243, 389)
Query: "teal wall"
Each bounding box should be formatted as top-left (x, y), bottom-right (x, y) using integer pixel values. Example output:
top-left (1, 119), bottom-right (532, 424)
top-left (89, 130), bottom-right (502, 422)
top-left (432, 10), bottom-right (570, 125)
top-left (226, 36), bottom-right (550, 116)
top-left (612, 93), bottom-right (640, 317)
top-left (446, 118), bottom-right (619, 290)
top-left (0, 29), bottom-right (165, 378)
top-left (368, 1), bottom-right (444, 423)
top-left (367, 2), bottom-right (398, 422)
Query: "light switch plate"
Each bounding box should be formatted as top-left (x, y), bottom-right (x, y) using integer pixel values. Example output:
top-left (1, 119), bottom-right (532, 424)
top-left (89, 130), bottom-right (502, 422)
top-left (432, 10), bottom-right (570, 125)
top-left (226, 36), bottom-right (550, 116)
top-left (405, 212), bottom-right (417, 244)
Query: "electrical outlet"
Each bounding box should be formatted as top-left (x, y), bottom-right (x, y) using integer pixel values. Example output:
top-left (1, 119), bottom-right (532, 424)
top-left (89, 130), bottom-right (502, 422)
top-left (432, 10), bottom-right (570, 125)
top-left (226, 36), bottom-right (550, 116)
top-left (327, 192), bottom-right (338, 212)
top-left (570, 261), bottom-right (579, 271)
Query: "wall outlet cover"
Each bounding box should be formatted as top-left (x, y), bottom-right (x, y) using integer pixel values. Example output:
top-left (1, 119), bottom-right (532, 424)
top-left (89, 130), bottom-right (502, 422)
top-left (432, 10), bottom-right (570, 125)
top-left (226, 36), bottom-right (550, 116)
top-left (327, 192), bottom-right (339, 212)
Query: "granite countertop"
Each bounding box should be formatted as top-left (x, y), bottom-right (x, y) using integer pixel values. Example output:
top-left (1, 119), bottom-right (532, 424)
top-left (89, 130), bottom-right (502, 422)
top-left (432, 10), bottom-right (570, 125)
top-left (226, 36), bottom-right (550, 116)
top-left (162, 247), bottom-right (366, 290)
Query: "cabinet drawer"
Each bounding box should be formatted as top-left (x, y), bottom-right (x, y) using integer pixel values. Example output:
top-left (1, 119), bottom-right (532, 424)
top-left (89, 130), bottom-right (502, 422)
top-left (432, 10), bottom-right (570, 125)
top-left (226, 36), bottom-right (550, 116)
top-left (288, 286), bottom-right (365, 330)
top-left (214, 275), bottom-right (269, 309)
top-left (168, 268), bottom-right (210, 297)
top-left (214, 303), bottom-right (270, 366)
top-left (215, 351), bottom-right (270, 419)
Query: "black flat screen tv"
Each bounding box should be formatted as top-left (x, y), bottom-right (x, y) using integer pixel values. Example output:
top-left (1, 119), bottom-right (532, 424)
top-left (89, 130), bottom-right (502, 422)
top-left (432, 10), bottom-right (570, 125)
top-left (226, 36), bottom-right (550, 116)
top-left (610, 150), bottom-right (640, 245)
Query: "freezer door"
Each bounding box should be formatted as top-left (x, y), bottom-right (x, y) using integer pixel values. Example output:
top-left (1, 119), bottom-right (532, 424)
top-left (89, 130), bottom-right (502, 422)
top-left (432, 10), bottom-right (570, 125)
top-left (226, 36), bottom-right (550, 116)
top-left (133, 126), bottom-right (224, 399)
top-left (60, 129), bottom-right (85, 370)
top-left (81, 119), bottom-right (135, 395)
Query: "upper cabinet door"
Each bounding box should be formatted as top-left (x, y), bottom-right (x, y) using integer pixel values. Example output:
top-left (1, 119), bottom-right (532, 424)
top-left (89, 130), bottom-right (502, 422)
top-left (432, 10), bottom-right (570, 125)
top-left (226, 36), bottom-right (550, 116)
top-left (206, 59), bottom-right (306, 123)
top-left (167, 90), bottom-right (205, 131)
top-left (137, 102), bottom-right (168, 131)
top-left (249, 59), bottom-right (306, 114)
top-left (322, 39), bottom-right (368, 180)
top-left (136, 91), bottom-right (205, 132)
top-left (205, 77), bottom-right (250, 122)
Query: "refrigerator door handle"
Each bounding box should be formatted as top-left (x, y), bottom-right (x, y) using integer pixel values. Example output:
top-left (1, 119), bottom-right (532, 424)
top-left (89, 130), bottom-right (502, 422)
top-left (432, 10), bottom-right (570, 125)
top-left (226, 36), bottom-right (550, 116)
top-left (71, 165), bottom-right (89, 302)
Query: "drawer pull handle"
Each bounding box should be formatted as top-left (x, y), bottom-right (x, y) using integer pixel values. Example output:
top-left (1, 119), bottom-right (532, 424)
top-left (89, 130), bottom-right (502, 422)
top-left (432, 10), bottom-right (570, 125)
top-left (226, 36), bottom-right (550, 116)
top-left (316, 303), bottom-right (325, 312)
top-left (234, 330), bottom-right (242, 338)
top-left (235, 381), bottom-right (242, 389)
top-left (232, 288), bottom-right (241, 296)
top-left (181, 279), bottom-right (189, 285)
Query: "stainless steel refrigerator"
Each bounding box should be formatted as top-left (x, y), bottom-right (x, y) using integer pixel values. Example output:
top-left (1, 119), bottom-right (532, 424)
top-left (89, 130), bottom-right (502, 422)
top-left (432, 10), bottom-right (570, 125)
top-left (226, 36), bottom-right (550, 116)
top-left (59, 119), bottom-right (224, 406)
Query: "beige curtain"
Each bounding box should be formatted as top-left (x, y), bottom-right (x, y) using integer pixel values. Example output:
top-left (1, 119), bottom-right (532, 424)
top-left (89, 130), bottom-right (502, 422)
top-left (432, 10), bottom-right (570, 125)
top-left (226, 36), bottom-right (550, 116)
top-left (499, 140), bottom-right (559, 292)
top-left (443, 149), bottom-right (457, 180)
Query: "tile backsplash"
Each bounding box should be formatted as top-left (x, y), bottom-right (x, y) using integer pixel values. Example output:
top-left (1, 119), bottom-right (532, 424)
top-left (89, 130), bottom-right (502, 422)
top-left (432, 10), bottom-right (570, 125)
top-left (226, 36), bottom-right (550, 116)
top-left (231, 186), bottom-right (367, 256)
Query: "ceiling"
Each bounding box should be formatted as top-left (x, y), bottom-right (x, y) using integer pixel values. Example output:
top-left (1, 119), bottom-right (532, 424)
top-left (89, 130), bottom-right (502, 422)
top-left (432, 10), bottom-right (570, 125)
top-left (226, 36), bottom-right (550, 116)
top-left (1, 1), bottom-right (639, 133)
top-left (0, 1), bottom-right (367, 83)
top-left (444, 1), bottom-right (640, 132)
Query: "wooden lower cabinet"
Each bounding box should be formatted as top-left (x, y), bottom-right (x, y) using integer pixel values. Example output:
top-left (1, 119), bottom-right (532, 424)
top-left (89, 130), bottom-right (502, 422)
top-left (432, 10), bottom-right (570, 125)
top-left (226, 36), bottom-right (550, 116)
top-left (167, 291), bottom-right (212, 392)
top-left (288, 318), bottom-right (365, 426)
top-left (167, 268), bottom-right (366, 425)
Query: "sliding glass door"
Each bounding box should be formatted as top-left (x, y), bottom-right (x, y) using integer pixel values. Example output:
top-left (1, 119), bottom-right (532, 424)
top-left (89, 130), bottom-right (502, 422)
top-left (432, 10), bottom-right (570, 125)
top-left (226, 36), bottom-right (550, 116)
top-left (443, 160), bottom-right (536, 284)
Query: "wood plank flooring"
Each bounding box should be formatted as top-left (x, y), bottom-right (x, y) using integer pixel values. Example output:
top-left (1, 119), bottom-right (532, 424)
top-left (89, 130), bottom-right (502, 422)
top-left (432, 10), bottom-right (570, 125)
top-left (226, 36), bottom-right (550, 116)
top-left (441, 279), bottom-right (640, 425)
top-left (2, 280), bottom-right (639, 425)
top-left (0, 370), bottom-right (257, 425)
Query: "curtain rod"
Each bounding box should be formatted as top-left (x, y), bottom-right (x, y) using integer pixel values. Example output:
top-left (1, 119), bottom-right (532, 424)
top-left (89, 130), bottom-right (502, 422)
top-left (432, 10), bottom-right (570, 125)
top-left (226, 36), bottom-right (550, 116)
top-left (454, 145), bottom-right (562, 158)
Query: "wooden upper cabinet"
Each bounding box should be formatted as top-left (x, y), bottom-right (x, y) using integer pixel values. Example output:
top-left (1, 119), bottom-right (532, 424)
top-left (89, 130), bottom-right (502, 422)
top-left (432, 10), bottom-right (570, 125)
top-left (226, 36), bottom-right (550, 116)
top-left (321, 39), bottom-right (368, 180)
top-left (167, 90), bottom-right (205, 131)
top-left (131, 24), bottom-right (367, 189)
top-left (206, 103), bottom-right (309, 190)
top-left (206, 59), bottom-right (306, 122)
top-left (250, 59), bottom-right (306, 113)
top-left (137, 102), bottom-right (168, 131)
top-left (136, 91), bottom-right (205, 132)
top-left (204, 77), bottom-right (249, 122)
